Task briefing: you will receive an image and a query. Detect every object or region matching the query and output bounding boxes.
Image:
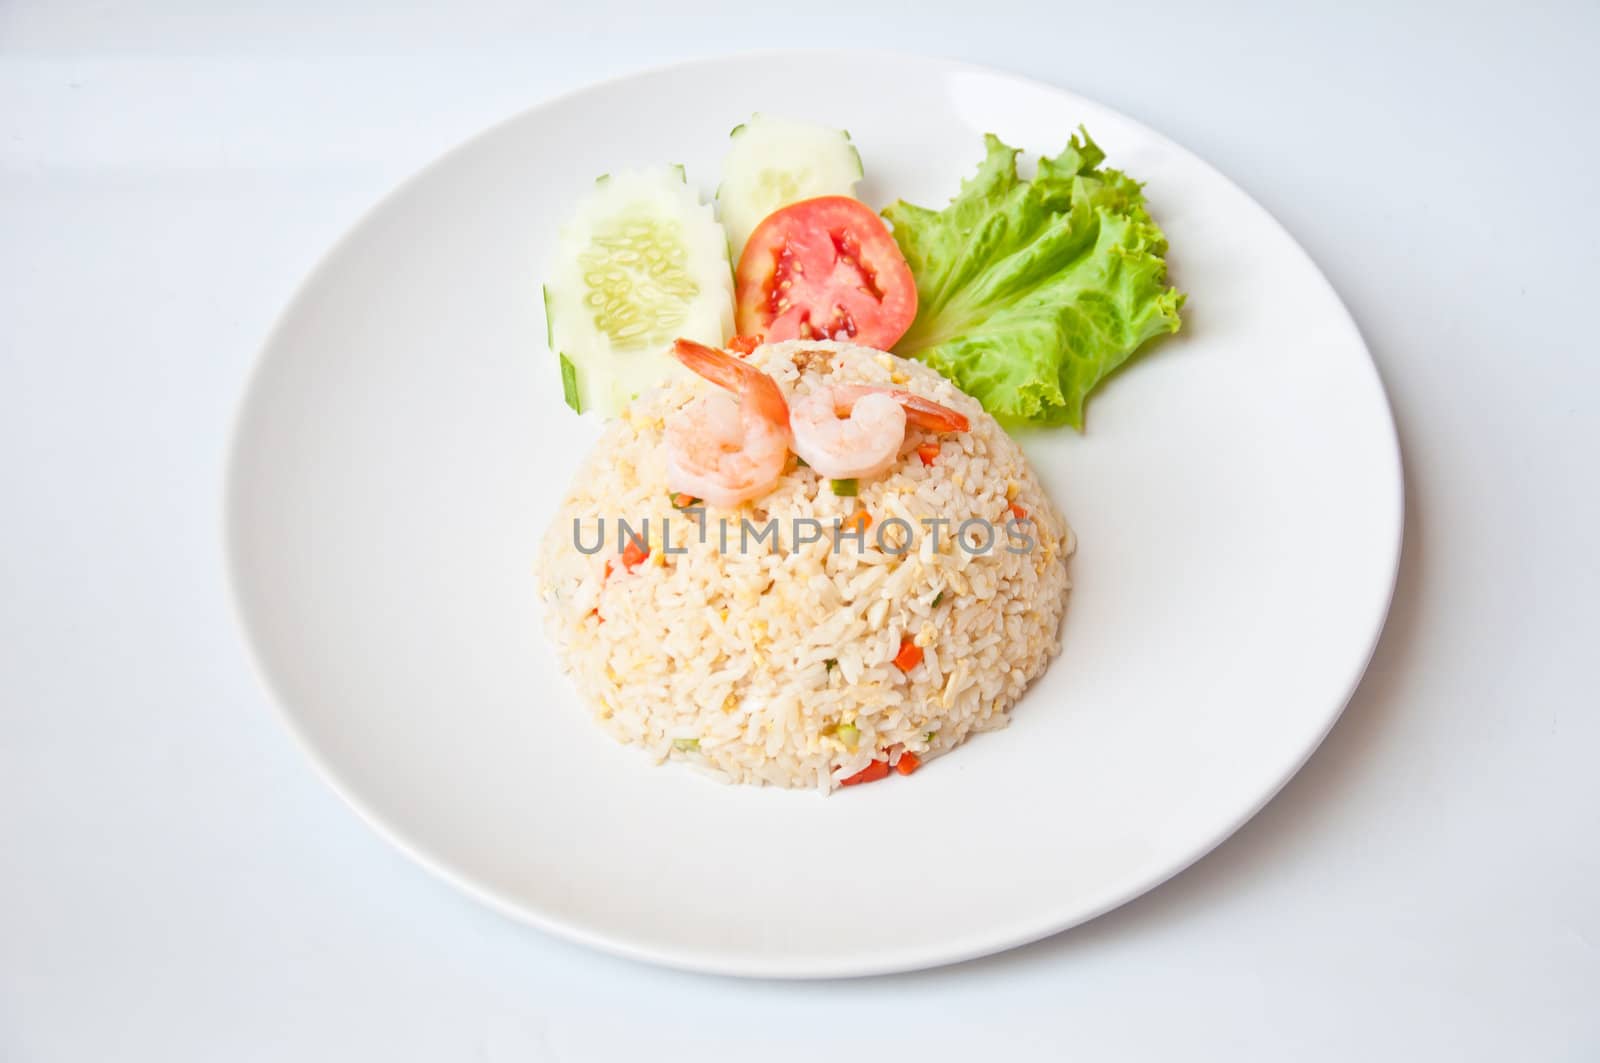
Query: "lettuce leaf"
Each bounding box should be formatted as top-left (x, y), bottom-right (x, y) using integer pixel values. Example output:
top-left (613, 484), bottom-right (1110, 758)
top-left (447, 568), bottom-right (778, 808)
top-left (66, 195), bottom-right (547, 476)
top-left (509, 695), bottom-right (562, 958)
top-left (883, 129), bottom-right (1183, 429)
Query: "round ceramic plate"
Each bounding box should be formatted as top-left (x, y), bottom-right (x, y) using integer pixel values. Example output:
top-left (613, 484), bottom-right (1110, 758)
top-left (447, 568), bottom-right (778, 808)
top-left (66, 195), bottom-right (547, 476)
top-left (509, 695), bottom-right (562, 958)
top-left (227, 52), bottom-right (1401, 978)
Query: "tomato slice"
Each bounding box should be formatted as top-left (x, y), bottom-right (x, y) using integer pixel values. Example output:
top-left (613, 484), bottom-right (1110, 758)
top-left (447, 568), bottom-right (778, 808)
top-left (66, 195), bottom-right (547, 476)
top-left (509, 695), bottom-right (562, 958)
top-left (734, 196), bottom-right (917, 350)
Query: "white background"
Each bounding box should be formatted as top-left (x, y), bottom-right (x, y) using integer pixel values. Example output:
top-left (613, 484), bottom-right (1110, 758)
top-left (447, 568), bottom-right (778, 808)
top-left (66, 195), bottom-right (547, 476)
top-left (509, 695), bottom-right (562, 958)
top-left (3, 1), bottom-right (1596, 1059)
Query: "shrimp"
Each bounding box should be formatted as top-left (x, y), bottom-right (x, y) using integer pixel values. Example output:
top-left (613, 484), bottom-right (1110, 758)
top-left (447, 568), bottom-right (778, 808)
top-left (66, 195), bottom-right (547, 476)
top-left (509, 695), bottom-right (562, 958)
top-left (789, 385), bottom-right (970, 480)
top-left (663, 339), bottom-right (792, 508)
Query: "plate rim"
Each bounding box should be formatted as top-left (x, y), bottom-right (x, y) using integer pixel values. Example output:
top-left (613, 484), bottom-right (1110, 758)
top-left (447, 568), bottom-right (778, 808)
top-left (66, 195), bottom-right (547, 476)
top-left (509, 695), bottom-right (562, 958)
top-left (223, 48), bottom-right (1405, 979)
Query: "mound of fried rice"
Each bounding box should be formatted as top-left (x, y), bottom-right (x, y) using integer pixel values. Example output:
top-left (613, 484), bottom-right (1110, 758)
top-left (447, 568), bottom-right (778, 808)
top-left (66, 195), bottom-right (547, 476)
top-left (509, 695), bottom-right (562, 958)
top-left (535, 339), bottom-right (1073, 791)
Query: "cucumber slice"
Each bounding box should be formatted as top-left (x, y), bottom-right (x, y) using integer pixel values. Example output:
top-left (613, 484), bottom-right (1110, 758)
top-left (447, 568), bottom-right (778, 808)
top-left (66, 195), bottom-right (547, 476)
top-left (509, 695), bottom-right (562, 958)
top-left (543, 166), bottom-right (735, 417)
top-left (717, 114), bottom-right (864, 265)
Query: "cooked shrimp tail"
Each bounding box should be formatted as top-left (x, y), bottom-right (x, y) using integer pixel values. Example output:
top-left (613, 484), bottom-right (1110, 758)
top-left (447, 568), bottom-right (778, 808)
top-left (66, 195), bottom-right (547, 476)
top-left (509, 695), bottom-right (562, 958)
top-left (830, 384), bottom-right (969, 433)
top-left (789, 382), bottom-right (971, 481)
top-left (672, 339), bottom-right (790, 426)
top-left (664, 338), bottom-right (792, 508)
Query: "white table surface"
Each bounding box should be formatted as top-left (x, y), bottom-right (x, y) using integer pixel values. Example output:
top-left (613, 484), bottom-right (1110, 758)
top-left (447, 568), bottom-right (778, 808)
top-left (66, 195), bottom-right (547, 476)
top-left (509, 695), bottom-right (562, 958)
top-left (3, 1), bottom-right (1596, 1058)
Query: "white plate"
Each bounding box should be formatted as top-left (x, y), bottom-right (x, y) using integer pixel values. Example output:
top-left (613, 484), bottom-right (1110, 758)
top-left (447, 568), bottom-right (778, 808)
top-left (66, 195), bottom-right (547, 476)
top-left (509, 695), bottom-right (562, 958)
top-left (226, 52), bottom-right (1401, 978)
